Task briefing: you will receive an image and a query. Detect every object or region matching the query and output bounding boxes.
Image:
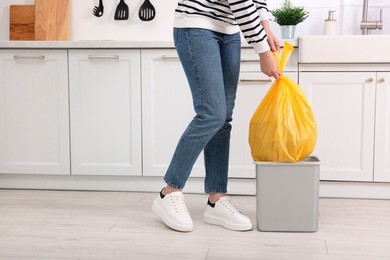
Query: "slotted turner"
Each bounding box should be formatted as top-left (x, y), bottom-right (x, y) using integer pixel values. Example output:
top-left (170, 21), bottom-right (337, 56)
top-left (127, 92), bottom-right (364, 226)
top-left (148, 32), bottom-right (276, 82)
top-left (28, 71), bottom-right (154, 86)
top-left (138, 0), bottom-right (156, 21)
top-left (114, 0), bottom-right (129, 20)
top-left (93, 0), bottom-right (104, 17)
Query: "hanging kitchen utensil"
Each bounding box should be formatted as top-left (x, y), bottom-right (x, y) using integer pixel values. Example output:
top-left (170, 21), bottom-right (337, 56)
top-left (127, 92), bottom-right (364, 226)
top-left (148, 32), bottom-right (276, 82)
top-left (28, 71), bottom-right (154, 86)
top-left (93, 0), bottom-right (104, 17)
top-left (138, 0), bottom-right (156, 21)
top-left (114, 0), bottom-right (129, 20)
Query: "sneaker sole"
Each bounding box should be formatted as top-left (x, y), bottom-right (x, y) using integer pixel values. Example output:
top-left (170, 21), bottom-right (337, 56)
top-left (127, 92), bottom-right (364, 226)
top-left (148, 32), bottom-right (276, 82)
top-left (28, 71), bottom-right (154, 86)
top-left (203, 211), bottom-right (252, 231)
top-left (152, 199), bottom-right (193, 232)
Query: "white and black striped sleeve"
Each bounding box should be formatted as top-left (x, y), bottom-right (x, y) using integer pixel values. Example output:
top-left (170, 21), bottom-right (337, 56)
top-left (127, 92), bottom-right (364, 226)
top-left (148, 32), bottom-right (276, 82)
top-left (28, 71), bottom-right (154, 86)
top-left (228, 0), bottom-right (269, 53)
top-left (253, 0), bottom-right (269, 21)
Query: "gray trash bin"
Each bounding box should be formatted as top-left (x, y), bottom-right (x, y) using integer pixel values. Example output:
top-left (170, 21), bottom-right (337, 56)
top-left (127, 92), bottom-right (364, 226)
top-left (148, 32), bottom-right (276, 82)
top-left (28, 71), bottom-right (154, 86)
top-left (254, 156), bottom-right (320, 232)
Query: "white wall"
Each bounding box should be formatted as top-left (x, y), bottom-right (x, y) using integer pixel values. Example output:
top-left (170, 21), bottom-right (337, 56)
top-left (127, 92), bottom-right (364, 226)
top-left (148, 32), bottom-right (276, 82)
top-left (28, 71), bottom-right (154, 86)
top-left (1, 0), bottom-right (389, 41)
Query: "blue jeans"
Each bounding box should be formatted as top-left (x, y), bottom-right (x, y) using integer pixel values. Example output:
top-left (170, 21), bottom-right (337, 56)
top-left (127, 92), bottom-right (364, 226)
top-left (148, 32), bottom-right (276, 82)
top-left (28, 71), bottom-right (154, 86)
top-left (164, 28), bottom-right (241, 193)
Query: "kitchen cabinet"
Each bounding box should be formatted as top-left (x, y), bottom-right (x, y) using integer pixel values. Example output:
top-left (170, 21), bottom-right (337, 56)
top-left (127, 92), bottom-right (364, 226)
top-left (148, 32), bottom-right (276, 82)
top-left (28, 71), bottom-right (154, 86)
top-left (299, 71), bottom-right (390, 182)
top-left (1, 41), bottom-right (390, 198)
top-left (68, 49), bottom-right (142, 176)
top-left (374, 72), bottom-right (390, 182)
top-left (141, 48), bottom-right (298, 178)
top-left (141, 49), bottom-right (205, 177)
top-left (230, 72), bottom-right (272, 178)
top-left (0, 49), bottom-right (70, 174)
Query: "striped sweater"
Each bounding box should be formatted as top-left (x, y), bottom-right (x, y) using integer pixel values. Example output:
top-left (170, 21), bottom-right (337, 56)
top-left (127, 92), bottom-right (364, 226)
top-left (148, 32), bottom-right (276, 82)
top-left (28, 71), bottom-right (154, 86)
top-left (174, 0), bottom-right (270, 54)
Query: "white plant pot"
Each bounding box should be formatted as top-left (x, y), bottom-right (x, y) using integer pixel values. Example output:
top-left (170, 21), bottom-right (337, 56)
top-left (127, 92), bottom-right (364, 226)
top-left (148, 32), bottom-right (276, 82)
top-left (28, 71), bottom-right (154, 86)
top-left (281, 25), bottom-right (296, 39)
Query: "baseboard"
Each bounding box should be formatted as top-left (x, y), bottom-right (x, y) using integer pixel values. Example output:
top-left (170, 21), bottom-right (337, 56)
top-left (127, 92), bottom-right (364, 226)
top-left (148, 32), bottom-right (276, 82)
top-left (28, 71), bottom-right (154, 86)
top-left (0, 174), bottom-right (390, 199)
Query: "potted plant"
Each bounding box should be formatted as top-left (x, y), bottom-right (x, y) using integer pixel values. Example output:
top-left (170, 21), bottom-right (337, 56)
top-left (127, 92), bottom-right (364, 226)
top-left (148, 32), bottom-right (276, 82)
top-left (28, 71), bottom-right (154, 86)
top-left (271, 0), bottom-right (309, 39)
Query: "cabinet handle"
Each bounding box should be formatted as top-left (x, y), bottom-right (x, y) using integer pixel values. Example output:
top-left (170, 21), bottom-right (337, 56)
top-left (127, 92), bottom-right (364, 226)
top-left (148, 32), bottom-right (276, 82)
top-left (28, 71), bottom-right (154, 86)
top-left (87, 55), bottom-right (120, 60)
top-left (240, 59), bottom-right (259, 63)
top-left (377, 78), bottom-right (386, 84)
top-left (240, 79), bottom-right (272, 83)
top-left (366, 78), bottom-right (374, 83)
top-left (160, 55), bottom-right (179, 60)
top-left (13, 55), bottom-right (45, 60)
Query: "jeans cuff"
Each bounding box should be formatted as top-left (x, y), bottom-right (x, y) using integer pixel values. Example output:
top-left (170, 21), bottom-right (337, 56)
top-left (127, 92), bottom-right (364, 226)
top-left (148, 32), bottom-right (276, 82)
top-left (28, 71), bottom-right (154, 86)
top-left (164, 177), bottom-right (185, 190)
top-left (205, 189), bottom-right (227, 194)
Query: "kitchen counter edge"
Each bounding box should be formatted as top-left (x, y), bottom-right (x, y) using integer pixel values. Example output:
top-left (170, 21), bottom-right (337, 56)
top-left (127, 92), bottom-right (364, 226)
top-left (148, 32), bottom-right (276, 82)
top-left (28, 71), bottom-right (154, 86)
top-left (0, 40), bottom-right (298, 49)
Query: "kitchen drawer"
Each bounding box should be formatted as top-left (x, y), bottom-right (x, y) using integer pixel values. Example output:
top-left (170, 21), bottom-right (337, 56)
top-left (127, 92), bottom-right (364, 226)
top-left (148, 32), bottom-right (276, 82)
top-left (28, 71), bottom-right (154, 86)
top-left (241, 48), bottom-right (298, 72)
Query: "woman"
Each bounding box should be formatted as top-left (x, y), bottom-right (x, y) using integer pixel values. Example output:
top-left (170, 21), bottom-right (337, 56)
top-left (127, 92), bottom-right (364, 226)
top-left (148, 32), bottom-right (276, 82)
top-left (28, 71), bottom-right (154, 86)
top-left (152, 0), bottom-right (281, 232)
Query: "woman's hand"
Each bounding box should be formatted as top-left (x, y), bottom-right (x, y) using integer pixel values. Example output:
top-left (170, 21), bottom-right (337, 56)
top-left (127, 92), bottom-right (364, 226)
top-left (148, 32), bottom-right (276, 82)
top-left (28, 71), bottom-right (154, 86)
top-left (259, 50), bottom-right (281, 79)
top-left (266, 32), bottom-right (280, 52)
top-left (259, 20), bottom-right (281, 78)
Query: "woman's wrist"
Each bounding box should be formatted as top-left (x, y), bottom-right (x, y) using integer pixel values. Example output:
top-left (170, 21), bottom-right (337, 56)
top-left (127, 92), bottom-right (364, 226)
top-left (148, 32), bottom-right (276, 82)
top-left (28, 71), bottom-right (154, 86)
top-left (261, 20), bottom-right (272, 34)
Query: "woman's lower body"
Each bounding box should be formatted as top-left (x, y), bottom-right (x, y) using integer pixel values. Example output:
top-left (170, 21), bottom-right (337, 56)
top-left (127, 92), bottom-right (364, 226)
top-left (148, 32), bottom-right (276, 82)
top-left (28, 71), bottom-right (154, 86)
top-left (152, 28), bottom-right (252, 232)
top-left (164, 28), bottom-right (241, 193)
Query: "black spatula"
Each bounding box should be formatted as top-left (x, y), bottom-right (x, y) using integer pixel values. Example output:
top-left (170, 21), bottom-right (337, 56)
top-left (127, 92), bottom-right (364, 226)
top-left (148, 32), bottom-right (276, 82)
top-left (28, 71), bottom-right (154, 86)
top-left (138, 0), bottom-right (156, 21)
top-left (93, 0), bottom-right (104, 17)
top-left (114, 0), bottom-right (129, 20)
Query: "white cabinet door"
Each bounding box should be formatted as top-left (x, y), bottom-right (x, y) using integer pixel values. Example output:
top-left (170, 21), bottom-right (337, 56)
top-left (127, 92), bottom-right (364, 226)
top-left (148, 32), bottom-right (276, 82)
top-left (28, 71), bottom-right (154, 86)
top-left (299, 72), bottom-right (376, 181)
top-left (374, 72), bottom-right (390, 182)
top-left (141, 49), bottom-right (205, 177)
top-left (0, 50), bottom-right (70, 174)
top-left (68, 50), bottom-right (142, 176)
top-left (231, 72), bottom-right (298, 178)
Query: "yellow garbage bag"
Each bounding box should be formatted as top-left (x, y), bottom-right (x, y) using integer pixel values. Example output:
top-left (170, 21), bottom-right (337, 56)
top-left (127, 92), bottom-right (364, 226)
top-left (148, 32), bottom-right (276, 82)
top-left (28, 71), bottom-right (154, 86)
top-left (249, 42), bottom-right (317, 162)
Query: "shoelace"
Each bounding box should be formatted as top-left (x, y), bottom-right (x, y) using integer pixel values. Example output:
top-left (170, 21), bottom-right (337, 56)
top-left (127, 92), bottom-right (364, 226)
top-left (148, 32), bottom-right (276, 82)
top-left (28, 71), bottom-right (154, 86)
top-left (170, 194), bottom-right (190, 214)
top-left (220, 198), bottom-right (241, 215)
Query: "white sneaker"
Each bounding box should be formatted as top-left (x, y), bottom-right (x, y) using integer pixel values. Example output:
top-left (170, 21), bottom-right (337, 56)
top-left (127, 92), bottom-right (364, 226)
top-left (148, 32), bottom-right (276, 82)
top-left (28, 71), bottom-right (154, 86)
top-left (204, 196), bottom-right (252, 231)
top-left (152, 189), bottom-right (193, 232)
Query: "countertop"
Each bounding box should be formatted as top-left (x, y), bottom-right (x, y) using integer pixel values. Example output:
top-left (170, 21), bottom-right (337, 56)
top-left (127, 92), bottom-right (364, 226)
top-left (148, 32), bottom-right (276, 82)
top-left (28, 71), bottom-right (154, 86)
top-left (0, 39), bottom-right (299, 49)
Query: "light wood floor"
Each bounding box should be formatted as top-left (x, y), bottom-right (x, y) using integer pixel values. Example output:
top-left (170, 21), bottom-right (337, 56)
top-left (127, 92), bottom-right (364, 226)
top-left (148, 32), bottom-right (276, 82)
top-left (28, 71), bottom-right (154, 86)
top-left (1, 189), bottom-right (390, 260)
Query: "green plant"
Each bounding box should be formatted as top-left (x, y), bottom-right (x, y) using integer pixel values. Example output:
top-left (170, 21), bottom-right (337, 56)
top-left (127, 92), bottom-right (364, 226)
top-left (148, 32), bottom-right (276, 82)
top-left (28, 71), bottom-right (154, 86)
top-left (271, 0), bottom-right (309, 26)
